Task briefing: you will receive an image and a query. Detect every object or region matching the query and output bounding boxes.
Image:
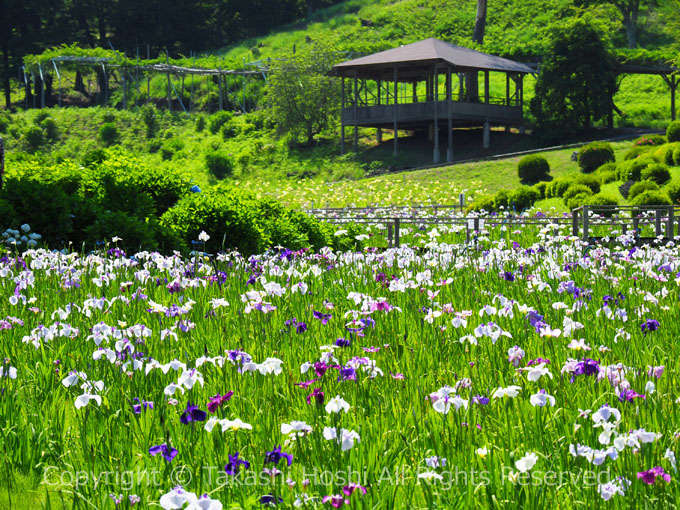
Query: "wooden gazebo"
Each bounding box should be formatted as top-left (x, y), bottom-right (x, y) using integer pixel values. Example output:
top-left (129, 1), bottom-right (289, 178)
top-left (330, 38), bottom-right (534, 163)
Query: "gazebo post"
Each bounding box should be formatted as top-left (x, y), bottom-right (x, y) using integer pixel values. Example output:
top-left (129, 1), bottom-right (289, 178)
top-left (484, 71), bottom-right (489, 104)
top-left (340, 77), bottom-right (345, 155)
top-left (393, 65), bottom-right (398, 157)
top-left (447, 66), bottom-right (453, 163)
top-left (377, 78), bottom-right (382, 143)
top-left (518, 74), bottom-right (525, 133)
top-left (353, 71), bottom-right (358, 152)
top-left (433, 66), bottom-right (440, 163)
top-left (483, 120), bottom-right (490, 149)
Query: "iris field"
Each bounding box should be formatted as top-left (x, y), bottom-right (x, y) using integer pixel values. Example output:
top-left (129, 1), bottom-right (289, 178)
top-left (1, 217), bottom-right (680, 509)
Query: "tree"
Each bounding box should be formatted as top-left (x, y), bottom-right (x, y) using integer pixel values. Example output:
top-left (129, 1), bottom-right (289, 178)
top-left (530, 19), bottom-right (617, 138)
top-left (265, 43), bottom-right (341, 145)
top-left (575, 0), bottom-right (657, 48)
top-left (466, 0), bottom-right (488, 102)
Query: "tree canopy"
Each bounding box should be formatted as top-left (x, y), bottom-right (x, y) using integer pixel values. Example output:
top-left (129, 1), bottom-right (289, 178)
top-left (530, 19), bottom-right (617, 139)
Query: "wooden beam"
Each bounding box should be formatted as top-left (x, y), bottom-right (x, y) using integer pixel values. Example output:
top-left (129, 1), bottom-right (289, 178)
top-left (447, 66), bottom-right (453, 163)
top-left (393, 65), bottom-right (398, 156)
top-left (340, 77), bottom-right (345, 155)
top-left (484, 70), bottom-right (489, 104)
top-left (661, 74), bottom-right (678, 121)
top-left (353, 71), bottom-right (358, 152)
top-left (434, 67), bottom-right (439, 163)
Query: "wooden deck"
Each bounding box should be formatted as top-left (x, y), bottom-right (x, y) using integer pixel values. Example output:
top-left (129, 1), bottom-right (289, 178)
top-left (341, 100), bottom-right (523, 128)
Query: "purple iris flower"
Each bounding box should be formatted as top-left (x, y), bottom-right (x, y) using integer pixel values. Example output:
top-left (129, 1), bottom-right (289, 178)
top-left (225, 452), bottom-right (250, 475)
top-left (259, 494), bottom-right (283, 505)
top-left (264, 445), bottom-right (293, 466)
top-left (335, 338), bottom-right (351, 348)
top-left (313, 362), bottom-right (328, 378)
top-left (640, 319), bottom-right (659, 336)
top-left (132, 398), bottom-right (154, 414)
top-left (313, 310), bottom-right (332, 325)
top-left (307, 388), bottom-right (324, 405)
top-left (342, 483), bottom-right (367, 496)
top-left (472, 395), bottom-right (490, 405)
top-left (148, 443), bottom-right (178, 462)
top-left (618, 388), bottom-right (646, 403)
top-left (574, 358), bottom-right (600, 376)
top-left (337, 365), bottom-right (356, 382)
top-left (294, 379), bottom-right (318, 389)
top-left (503, 271), bottom-right (515, 282)
top-left (207, 391), bottom-right (234, 413)
top-left (180, 402), bottom-right (207, 424)
top-left (638, 466), bottom-right (671, 485)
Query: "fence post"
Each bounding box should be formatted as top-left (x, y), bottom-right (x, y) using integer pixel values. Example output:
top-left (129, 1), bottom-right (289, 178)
top-left (466, 221), bottom-right (471, 243)
top-left (394, 218), bottom-right (400, 248)
top-left (387, 223), bottom-right (393, 248)
top-left (582, 206), bottom-right (589, 242)
top-left (572, 209), bottom-right (578, 236)
top-left (655, 209), bottom-right (662, 237)
top-left (667, 207), bottom-right (674, 239)
top-left (633, 216), bottom-right (639, 238)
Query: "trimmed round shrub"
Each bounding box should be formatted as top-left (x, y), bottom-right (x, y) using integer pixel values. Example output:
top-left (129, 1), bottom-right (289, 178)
top-left (673, 145), bottom-right (680, 166)
top-left (664, 180), bottom-right (680, 203)
top-left (588, 192), bottom-right (619, 217)
top-left (628, 180), bottom-right (659, 200)
top-left (573, 174), bottom-right (601, 194)
top-left (98, 123), bottom-right (119, 146)
top-left (563, 184), bottom-right (594, 202)
top-left (641, 163), bottom-right (671, 185)
top-left (466, 195), bottom-right (496, 213)
top-left (666, 121), bottom-right (680, 142)
top-left (208, 111), bottom-right (234, 135)
top-left (624, 146), bottom-right (652, 161)
top-left (546, 178), bottom-right (573, 198)
top-left (617, 157), bottom-right (654, 181)
top-left (493, 189), bottom-right (511, 210)
top-left (566, 193), bottom-right (591, 211)
top-left (509, 186), bottom-right (541, 211)
top-left (23, 126), bottom-right (45, 150)
top-left (662, 143), bottom-right (678, 166)
top-left (84, 210), bottom-right (161, 252)
top-left (598, 170), bottom-right (617, 184)
top-left (595, 162), bottom-right (617, 174)
top-left (532, 181), bottom-right (548, 199)
top-left (578, 141), bottom-right (614, 173)
top-left (82, 149), bottom-right (109, 167)
top-left (631, 190), bottom-right (672, 206)
top-left (632, 134), bottom-right (666, 147)
top-left (517, 154), bottom-right (550, 183)
top-left (205, 150), bottom-right (234, 179)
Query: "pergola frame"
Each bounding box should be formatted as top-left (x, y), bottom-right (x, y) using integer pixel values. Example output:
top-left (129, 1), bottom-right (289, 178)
top-left (330, 39), bottom-right (533, 163)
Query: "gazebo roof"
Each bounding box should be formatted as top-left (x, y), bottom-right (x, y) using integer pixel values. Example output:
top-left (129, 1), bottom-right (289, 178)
top-left (331, 38), bottom-right (534, 78)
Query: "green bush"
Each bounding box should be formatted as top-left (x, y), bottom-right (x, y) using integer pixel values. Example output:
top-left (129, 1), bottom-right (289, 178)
top-left (466, 195), bottom-right (496, 213)
top-left (587, 192), bottom-right (619, 216)
top-left (205, 150), bottom-right (234, 179)
top-left (630, 190), bottom-right (672, 206)
top-left (624, 145), bottom-right (652, 161)
top-left (493, 189), bottom-right (511, 210)
top-left (597, 170), bottom-right (617, 184)
top-left (566, 193), bottom-right (591, 211)
top-left (546, 177), bottom-right (574, 198)
top-left (23, 126), bottom-right (45, 151)
top-left (221, 121), bottom-right (238, 139)
top-left (532, 181), bottom-right (548, 199)
top-left (573, 174), bottom-right (601, 194)
top-left (674, 145), bottom-right (680, 166)
top-left (98, 123), bottom-right (119, 146)
top-left (666, 121), bottom-right (680, 142)
top-left (33, 110), bottom-right (50, 125)
top-left (661, 143), bottom-right (678, 166)
top-left (208, 111), bottom-right (234, 135)
top-left (664, 181), bottom-right (680, 203)
top-left (140, 105), bottom-right (158, 138)
top-left (40, 117), bottom-right (59, 141)
top-left (82, 148), bottom-right (109, 167)
top-left (628, 180), bottom-right (659, 200)
top-left (195, 115), bottom-right (206, 133)
top-left (83, 210), bottom-right (162, 252)
top-left (617, 157), bottom-right (654, 181)
top-left (517, 154), bottom-right (550, 183)
top-left (509, 186), bottom-right (540, 210)
top-left (641, 163), bottom-right (671, 185)
top-left (563, 184), bottom-right (593, 202)
top-left (0, 198), bottom-right (18, 229)
top-left (160, 184), bottom-right (330, 256)
top-left (578, 141), bottom-right (614, 173)
top-left (632, 134), bottom-right (666, 147)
